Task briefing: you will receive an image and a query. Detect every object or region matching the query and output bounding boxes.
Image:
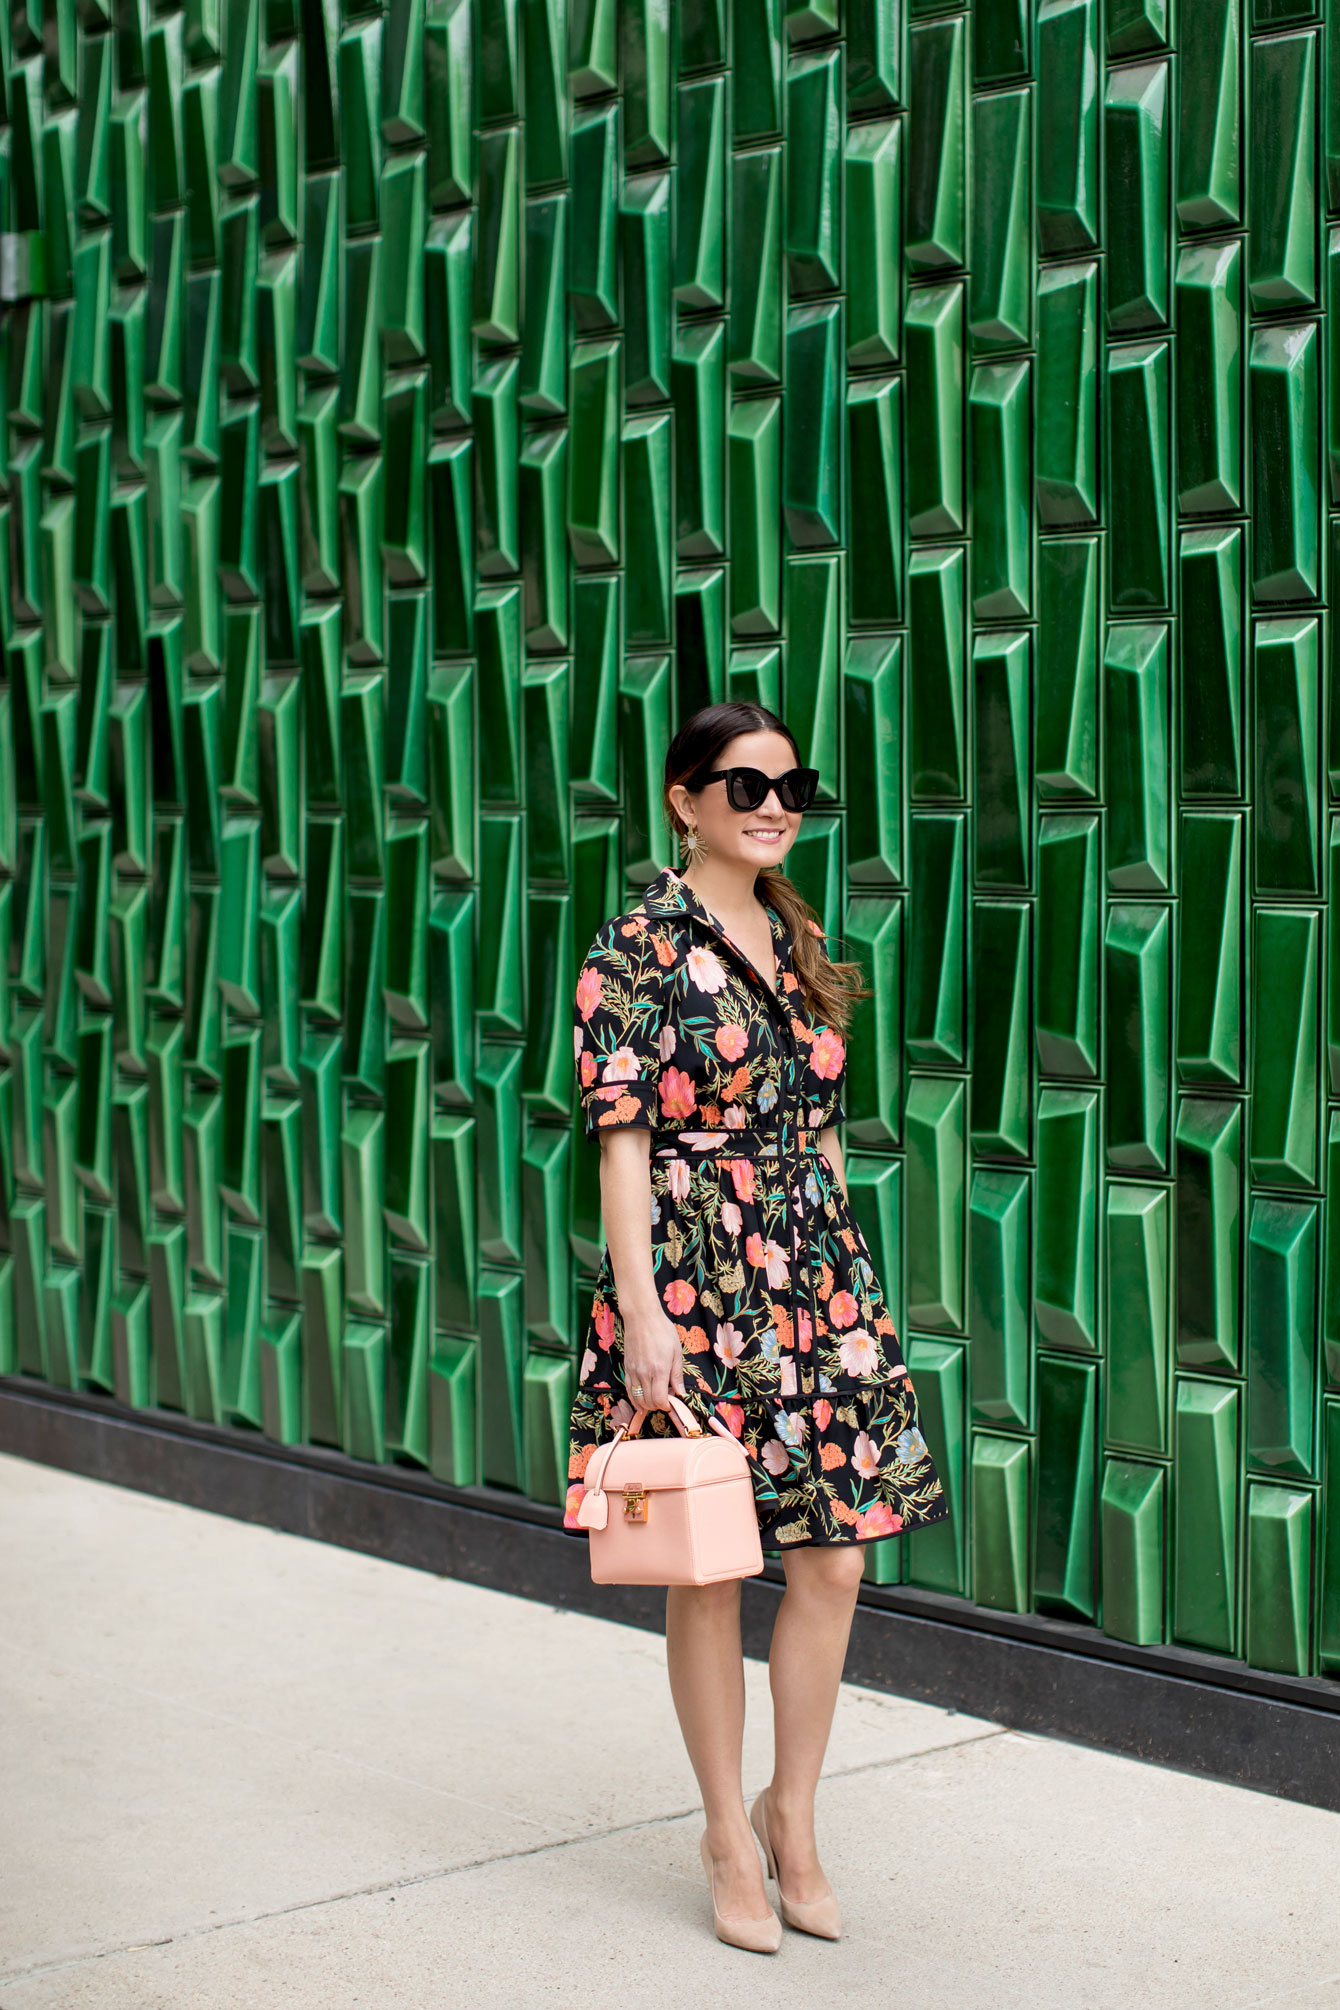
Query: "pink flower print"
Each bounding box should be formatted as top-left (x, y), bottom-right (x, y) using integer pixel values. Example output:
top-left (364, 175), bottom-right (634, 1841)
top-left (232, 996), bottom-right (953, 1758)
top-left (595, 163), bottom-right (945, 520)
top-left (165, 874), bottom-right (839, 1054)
top-left (761, 1438), bottom-right (792, 1476)
top-left (659, 1067), bottom-right (698, 1122)
top-left (723, 1105), bottom-right (748, 1130)
top-left (813, 1397), bottom-right (833, 1430)
top-left (667, 1159), bottom-right (692, 1203)
top-left (593, 1300), bottom-right (616, 1349)
top-left (580, 1051), bottom-right (597, 1087)
top-left (611, 1397), bottom-right (637, 1429)
top-left (686, 944), bottom-right (730, 994)
top-left (828, 1289), bottom-right (859, 1329)
top-left (602, 1047), bottom-right (642, 1084)
top-left (855, 1501), bottom-right (901, 1539)
top-left (575, 965), bottom-right (604, 1021)
top-left (664, 1278), bottom-right (697, 1315)
top-left (798, 1307), bottom-right (813, 1348)
top-left (852, 1430), bottom-right (883, 1480)
top-left (580, 1347), bottom-right (597, 1379)
top-left (729, 1158), bottom-right (757, 1204)
top-left (810, 1027), bottom-right (845, 1080)
top-left (563, 1482), bottom-right (587, 1529)
top-left (780, 1356), bottom-right (798, 1395)
top-left (716, 1401), bottom-right (745, 1436)
top-left (838, 1329), bottom-right (880, 1376)
top-left (573, 1025), bottom-right (584, 1060)
top-left (763, 1239), bottom-right (791, 1288)
top-left (715, 1022), bottom-right (749, 1062)
top-left (746, 1232), bottom-right (768, 1267)
top-left (721, 1200), bottom-right (743, 1235)
top-left (714, 1322), bottom-right (746, 1368)
top-left (658, 1023), bottom-right (678, 1064)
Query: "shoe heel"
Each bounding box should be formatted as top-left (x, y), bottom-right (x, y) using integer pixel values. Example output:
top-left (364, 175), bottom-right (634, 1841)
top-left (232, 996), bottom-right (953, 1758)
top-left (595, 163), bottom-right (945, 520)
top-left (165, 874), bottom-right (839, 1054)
top-left (747, 1795), bottom-right (842, 1941)
top-left (698, 1832), bottom-right (782, 1954)
top-left (749, 1792), bottom-right (779, 1882)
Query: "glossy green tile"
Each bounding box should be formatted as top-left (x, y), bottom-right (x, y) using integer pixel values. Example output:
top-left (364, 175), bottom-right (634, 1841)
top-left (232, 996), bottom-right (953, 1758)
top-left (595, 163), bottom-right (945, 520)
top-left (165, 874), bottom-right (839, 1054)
top-left (730, 149), bottom-right (782, 386)
top-left (1035, 1354), bottom-right (1097, 1618)
top-left (905, 1337), bottom-right (967, 1592)
top-left (1101, 1458), bottom-right (1165, 1645)
top-left (571, 101), bottom-right (619, 332)
top-left (970, 87), bottom-right (1031, 352)
top-left (906, 15), bottom-right (965, 272)
top-left (1036, 259), bottom-right (1099, 525)
top-left (905, 282), bottom-right (965, 537)
top-left (1246, 1483), bottom-right (1313, 1676)
top-left (1179, 526), bottom-right (1244, 798)
top-left (1250, 906), bottom-right (1320, 1188)
top-left (1105, 903), bottom-right (1170, 1173)
top-left (622, 173), bottom-right (671, 406)
top-left (1037, 0), bottom-right (1100, 253)
top-left (972, 629), bottom-right (1030, 889)
top-left (1036, 537), bottom-right (1099, 798)
top-left (908, 546), bottom-right (966, 799)
top-left (1035, 1086), bottom-right (1099, 1351)
top-left (1177, 813), bottom-right (1242, 1085)
top-left (728, 396), bottom-right (782, 635)
top-left (735, 0), bottom-right (785, 139)
top-left (1036, 813), bottom-right (1100, 1078)
top-left (786, 46), bottom-right (842, 296)
top-left (1249, 30), bottom-right (1317, 311)
top-left (1173, 1377), bottom-right (1240, 1653)
top-left (969, 1167), bottom-right (1030, 1427)
top-left (1106, 340), bottom-right (1171, 610)
top-left (971, 1433), bottom-right (1030, 1611)
top-left (674, 74), bottom-right (726, 310)
top-left (520, 196), bottom-right (567, 415)
top-left (968, 358), bottom-right (1030, 619)
top-left (971, 901), bottom-right (1031, 1159)
top-left (1175, 239), bottom-right (1242, 514)
top-left (1322, 1402), bottom-right (1340, 1672)
top-left (623, 411), bottom-right (673, 648)
top-left (1247, 1195), bottom-right (1318, 1479)
top-left (845, 119), bottom-right (902, 367)
top-left (906, 1074), bottom-right (966, 1331)
top-left (842, 895), bottom-right (902, 1144)
top-left (674, 319), bottom-right (726, 558)
top-left (1105, 622), bottom-right (1169, 891)
top-left (1254, 616), bottom-right (1320, 894)
top-left (907, 813), bottom-right (965, 1066)
top-left (846, 374), bottom-right (902, 625)
top-left (1106, 1181), bottom-right (1170, 1454)
top-left (844, 635), bottom-right (903, 886)
top-left (568, 338), bottom-right (621, 568)
top-left (1249, 319), bottom-right (1320, 603)
top-left (785, 301), bottom-right (842, 547)
top-left (1105, 59), bottom-right (1170, 331)
top-left (1177, 0), bottom-right (1240, 228)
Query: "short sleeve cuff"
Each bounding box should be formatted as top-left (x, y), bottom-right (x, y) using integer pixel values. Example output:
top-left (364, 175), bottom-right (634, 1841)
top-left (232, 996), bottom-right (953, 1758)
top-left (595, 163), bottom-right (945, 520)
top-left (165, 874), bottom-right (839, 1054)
top-left (582, 1078), bottom-right (659, 1138)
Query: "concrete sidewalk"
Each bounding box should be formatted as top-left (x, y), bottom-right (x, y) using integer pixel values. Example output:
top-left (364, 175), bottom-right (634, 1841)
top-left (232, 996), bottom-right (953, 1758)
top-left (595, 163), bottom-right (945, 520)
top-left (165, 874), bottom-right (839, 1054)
top-left (2, 1455), bottom-right (1339, 2010)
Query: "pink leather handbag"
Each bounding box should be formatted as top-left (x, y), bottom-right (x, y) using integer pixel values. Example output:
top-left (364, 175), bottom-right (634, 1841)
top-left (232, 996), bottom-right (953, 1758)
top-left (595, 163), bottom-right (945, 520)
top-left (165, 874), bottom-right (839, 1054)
top-left (575, 1394), bottom-right (765, 1585)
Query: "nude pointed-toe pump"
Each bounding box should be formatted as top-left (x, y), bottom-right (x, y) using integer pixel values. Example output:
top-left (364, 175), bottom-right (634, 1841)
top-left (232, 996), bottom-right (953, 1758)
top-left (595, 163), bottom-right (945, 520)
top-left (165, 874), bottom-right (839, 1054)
top-left (698, 1832), bottom-right (783, 1953)
top-left (749, 1790), bottom-right (842, 1940)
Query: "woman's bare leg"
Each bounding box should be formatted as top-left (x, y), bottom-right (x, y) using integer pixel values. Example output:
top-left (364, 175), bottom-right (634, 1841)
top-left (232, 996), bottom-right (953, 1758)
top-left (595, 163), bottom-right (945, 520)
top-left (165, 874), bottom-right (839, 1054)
top-left (764, 1543), bottom-right (866, 1902)
top-left (665, 1579), bottom-right (773, 1921)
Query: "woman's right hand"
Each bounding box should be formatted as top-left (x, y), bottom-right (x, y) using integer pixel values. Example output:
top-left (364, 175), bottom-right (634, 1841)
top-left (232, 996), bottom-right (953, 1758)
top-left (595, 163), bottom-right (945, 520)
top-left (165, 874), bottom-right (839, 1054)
top-left (619, 1305), bottom-right (687, 1414)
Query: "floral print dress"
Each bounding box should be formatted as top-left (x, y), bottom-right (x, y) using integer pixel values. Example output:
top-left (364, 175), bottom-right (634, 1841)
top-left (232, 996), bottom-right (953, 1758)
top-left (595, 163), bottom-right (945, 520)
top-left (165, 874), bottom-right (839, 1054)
top-left (564, 864), bottom-right (950, 1550)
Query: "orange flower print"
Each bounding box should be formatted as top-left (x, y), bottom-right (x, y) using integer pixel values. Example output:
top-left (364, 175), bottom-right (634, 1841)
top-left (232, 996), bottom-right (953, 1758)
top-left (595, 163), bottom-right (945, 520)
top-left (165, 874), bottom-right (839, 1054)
top-left (597, 1094), bottom-right (643, 1126)
top-left (702, 1104), bottom-right (722, 1126)
top-left (575, 965), bottom-right (604, 1020)
top-left (852, 1430), bottom-right (883, 1480)
top-left (798, 1307), bottom-right (813, 1350)
top-left (680, 1323), bottom-right (712, 1353)
top-left (828, 1289), bottom-right (859, 1328)
top-left (664, 1279), bottom-right (697, 1315)
top-left (838, 1329), bottom-right (880, 1376)
top-left (810, 1026), bottom-right (845, 1080)
top-left (814, 1397), bottom-right (833, 1430)
top-left (730, 1160), bottom-right (757, 1204)
top-left (659, 1067), bottom-right (698, 1122)
top-left (580, 1050), bottom-right (597, 1087)
top-left (855, 1501), bottom-right (901, 1538)
top-left (746, 1230), bottom-right (768, 1267)
top-left (820, 1441), bottom-right (847, 1470)
top-left (570, 1444), bottom-right (595, 1478)
top-left (875, 1311), bottom-right (897, 1337)
top-left (831, 1497), bottom-right (860, 1526)
top-left (770, 1301), bottom-right (794, 1347)
top-left (720, 1065), bottom-right (752, 1103)
top-left (652, 932), bottom-right (677, 965)
top-left (593, 1300), bottom-right (616, 1348)
top-left (817, 1259), bottom-right (835, 1301)
top-left (715, 1022), bottom-right (749, 1062)
top-left (716, 1401), bottom-right (745, 1436)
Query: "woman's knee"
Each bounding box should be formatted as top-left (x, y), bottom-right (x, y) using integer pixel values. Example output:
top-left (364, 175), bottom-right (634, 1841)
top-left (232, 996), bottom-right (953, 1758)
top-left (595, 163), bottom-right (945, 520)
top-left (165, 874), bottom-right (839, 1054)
top-left (784, 1543), bottom-right (867, 1597)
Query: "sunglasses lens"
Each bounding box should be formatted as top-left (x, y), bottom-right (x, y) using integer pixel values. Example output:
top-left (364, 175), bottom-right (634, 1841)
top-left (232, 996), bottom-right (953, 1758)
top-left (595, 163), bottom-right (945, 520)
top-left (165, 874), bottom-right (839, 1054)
top-left (727, 770), bottom-right (768, 810)
top-left (779, 770), bottom-right (818, 811)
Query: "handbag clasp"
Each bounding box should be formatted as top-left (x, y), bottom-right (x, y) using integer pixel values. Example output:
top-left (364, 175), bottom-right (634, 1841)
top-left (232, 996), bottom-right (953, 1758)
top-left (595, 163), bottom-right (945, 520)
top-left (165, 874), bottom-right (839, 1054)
top-left (623, 1484), bottom-right (649, 1522)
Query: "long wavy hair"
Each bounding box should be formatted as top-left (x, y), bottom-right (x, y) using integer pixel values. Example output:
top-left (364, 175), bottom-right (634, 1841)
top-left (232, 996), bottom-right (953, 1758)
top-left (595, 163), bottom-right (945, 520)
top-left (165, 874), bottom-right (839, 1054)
top-left (662, 703), bottom-right (871, 1033)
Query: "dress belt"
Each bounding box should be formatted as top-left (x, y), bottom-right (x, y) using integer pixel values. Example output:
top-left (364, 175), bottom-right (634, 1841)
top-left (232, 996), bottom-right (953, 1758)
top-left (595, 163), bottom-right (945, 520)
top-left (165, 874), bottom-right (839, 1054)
top-left (652, 1109), bottom-right (825, 1403)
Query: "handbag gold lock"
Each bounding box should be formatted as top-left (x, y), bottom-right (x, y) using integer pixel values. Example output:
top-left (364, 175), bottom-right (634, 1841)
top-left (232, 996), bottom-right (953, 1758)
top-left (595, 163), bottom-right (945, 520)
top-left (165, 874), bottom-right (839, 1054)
top-left (623, 1484), bottom-right (648, 1522)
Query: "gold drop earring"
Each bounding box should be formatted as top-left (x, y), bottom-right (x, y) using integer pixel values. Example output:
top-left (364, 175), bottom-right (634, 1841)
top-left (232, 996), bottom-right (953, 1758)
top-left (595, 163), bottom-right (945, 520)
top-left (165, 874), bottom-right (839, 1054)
top-left (679, 822), bottom-right (708, 865)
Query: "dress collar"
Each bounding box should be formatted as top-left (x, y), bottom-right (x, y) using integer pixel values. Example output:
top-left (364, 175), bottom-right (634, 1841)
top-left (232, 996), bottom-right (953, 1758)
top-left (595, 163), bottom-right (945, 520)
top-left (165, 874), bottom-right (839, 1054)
top-left (639, 864), bottom-right (794, 990)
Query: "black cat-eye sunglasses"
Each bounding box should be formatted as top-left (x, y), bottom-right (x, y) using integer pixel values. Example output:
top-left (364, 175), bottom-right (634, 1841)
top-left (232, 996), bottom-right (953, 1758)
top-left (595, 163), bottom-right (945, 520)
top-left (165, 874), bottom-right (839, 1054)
top-left (691, 765), bottom-right (821, 813)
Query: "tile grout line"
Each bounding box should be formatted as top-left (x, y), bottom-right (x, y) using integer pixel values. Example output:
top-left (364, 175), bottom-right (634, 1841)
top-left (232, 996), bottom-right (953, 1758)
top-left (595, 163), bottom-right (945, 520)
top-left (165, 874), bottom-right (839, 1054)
top-left (0, 1727), bottom-right (1009, 1990)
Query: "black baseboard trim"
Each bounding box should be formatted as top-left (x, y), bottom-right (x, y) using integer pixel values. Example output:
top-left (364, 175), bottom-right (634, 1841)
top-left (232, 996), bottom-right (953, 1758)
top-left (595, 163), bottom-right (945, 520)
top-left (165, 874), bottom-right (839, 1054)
top-left (4, 1374), bottom-right (1339, 1813)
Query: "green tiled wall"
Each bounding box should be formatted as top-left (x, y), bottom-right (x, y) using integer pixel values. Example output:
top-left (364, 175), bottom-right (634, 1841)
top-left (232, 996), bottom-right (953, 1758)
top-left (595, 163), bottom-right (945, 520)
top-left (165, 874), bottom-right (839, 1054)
top-left (4, 0), bottom-right (1340, 1687)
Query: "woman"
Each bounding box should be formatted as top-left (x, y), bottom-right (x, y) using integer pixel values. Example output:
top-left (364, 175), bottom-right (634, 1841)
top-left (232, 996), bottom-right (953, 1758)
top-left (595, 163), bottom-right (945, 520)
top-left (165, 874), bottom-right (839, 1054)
top-left (565, 702), bottom-right (950, 1953)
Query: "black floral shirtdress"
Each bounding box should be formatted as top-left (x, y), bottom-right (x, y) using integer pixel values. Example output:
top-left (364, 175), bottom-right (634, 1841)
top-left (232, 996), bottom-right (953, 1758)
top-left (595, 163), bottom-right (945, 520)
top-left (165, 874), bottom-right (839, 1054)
top-left (563, 864), bottom-right (950, 1550)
